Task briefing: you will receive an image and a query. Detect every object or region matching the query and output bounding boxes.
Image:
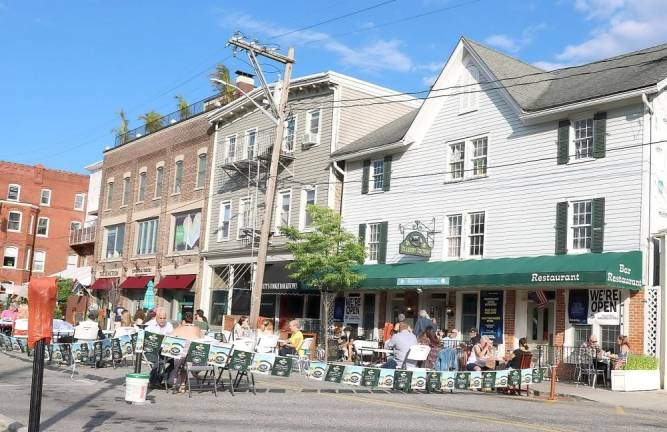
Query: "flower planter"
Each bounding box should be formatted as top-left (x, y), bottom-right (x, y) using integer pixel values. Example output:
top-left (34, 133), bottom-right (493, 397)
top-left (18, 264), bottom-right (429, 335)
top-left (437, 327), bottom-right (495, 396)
top-left (611, 369), bottom-right (660, 391)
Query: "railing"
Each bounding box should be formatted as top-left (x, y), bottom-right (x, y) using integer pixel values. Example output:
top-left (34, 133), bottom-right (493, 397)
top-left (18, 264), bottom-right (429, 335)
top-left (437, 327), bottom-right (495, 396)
top-left (69, 221), bottom-right (96, 246)
top-left (221, 128), bottom-right (294, 167)
top-left (113, 95), bottom-right (221, 148)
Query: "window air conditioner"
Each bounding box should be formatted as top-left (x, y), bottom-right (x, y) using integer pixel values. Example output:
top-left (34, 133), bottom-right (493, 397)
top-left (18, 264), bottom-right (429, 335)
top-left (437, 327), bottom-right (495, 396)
top-left (303, 132), bottom-right (319, 146)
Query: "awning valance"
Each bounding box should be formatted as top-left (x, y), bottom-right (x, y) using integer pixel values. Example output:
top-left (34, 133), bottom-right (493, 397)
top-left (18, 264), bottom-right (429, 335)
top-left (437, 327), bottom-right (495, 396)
top-left (155, 274), bottom-right (196, 290)
top-left (90, 278), bottom-right (118, 291)
top-left (118, 276), bottom-right (153, 290)
top-left (353, 251), bottom-right (642, 291)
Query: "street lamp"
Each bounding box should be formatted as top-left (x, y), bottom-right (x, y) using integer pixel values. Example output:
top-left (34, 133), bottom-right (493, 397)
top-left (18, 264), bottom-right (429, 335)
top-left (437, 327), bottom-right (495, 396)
top-left (210, 78), bottom-right (278, 125)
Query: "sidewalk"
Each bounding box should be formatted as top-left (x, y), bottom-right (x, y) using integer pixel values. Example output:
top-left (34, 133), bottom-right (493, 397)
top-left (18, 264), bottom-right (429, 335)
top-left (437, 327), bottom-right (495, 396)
top-left (531, 380), bottom-right (667, 412)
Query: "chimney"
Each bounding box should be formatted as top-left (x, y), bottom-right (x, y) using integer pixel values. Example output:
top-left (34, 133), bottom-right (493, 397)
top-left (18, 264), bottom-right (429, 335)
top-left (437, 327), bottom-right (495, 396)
top-left (235, 70), bottom-right (255, 95)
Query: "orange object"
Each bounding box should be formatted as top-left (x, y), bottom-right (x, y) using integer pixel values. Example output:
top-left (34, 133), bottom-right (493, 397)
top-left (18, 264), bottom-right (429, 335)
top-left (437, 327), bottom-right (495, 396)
top-left (27, 277), bottom-right (57, 348)
top-left (383, 322), bottom-right (394, 342)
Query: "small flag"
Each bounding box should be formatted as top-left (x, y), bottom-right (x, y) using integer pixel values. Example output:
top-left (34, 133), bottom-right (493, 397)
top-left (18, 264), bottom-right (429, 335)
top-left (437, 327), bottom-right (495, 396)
top-left (536, 290), bottom-right (548, 309)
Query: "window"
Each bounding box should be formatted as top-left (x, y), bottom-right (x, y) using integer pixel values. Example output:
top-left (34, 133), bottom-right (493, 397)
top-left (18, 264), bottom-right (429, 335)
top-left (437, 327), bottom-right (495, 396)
top-left (74, 193), bottom-right (85, 210)
top-left (106, 181), bottom-right (114, 209)
top-left (7, 211), bottom-right (21, 232)
top-left (368, 223), bottom-right (380, 263)
top-left (173, 160), bottom-right (183, 194)
top-left (572, 200), bottom-right (592, 250)
top-left (66, 255), bottom-right (78, 270)
top-left (472, 137), bottom-right (488, 176)
top-left (36, 217), bottom-right (49, 237)
top-left (217, 201), bottom-right (231, 241)
top-left (449, 142), bottom-right (465, 180)
top-left (136, 218), bottom-right (158, 256)
top-left (70, 221), bottom-right (81, 231)
top-left (155, 166), bottom-right (164, 199)
top-left (40, 189), bottom-right (51, 206)
top-left (302, 187), bottom-right (316, 229)
top-left (461, 293), bottom-right (479, 334)
top-left (370, 160), bottom-right (384, 191)
top-left (600, 325), bottom-right (620, 352)
top-left (3, 247), bottom-right (18, 268)
top-left (104, 224), bottom-right (125, 259)
top-left (137, 172), bottom-right (147, 202)
top-left (459, 65), bottom-right (479, 114)
top-left (283, 116), bottom-right (296, 153)
top-left (573, 325), bottom-right (592, 348)
top-left (238, 198), bottom-right (252, 237)
top-left (275, 190), bottom-right (291, 230)
top-left (196, 153), bottom-right (207, 188)
top-left (173, 210), bottom-right (201, 252)
top-left (447, 214), bottom-right (462, 257)
top-left (469, 212), bottom-right (485, 256)
top-left (573, 118), bottom-right (594, 159)
top-left (24, 248), bottom-right (31, 270)
top-left (225, 135), bottom-right (237, 163)
top-left (121, 176), bottom-right (130, 206)
top-left (245, 130), bottom-right (256, 160)
top-left (32, 250), bottom-right (46, 273)
top-left (305, 109), bottom-right (321, 144)
top-left (7, 184), bottom-right (20, 201)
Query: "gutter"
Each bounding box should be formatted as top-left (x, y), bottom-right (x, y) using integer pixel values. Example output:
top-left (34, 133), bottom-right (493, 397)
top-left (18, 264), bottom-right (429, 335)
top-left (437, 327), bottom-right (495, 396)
top-left (331, 140), bottom-right (410, 162)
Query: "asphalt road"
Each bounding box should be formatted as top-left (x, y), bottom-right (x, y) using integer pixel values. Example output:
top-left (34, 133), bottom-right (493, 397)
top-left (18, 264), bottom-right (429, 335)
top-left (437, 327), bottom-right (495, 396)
top-left (1, 352), bottom-right (666, 432)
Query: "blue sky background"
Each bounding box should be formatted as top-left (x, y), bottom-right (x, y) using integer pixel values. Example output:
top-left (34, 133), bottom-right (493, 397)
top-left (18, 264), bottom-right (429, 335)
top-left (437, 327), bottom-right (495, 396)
top-left (1, 0), bottom-right (664, 173)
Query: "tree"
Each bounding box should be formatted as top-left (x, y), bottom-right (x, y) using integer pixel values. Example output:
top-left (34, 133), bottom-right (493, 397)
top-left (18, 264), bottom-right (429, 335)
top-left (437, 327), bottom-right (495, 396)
top-left (139, 110), bottom-right (163, 134)
top-left (174, 95), bottom-right (190, 120)
top-left (280, 205), bottom-right (366, 359)
top-left (111, 110), bottom-right (129, 143)
top-left (55, 279), bottom-right (74, 320)
top-left (210, 64), bottom-right (236, 104)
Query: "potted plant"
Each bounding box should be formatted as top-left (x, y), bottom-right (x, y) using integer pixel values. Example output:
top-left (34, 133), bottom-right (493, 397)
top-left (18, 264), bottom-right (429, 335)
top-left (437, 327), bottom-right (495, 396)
top-left (611, 355), bottom-right (660, 391)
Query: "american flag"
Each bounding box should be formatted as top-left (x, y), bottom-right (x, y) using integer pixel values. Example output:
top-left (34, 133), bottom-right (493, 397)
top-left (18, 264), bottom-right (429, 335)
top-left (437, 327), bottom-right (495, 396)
top-left (536, 289), bottom-right (549, 309)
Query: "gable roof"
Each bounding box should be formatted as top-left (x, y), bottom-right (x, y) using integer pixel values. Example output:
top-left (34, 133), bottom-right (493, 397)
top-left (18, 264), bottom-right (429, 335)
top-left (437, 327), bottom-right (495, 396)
top-left (464, 38), bottom-right (667, 112)
top-left (331, 109), bottom-right (418, 160)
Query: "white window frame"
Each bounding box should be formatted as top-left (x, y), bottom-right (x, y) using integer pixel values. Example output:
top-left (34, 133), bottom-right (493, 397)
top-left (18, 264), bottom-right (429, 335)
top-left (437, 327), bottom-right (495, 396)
top-left (66, 254), bottom-right (78, 270)
top-left (40, 189), bottom-right (52, 206)
top-left (305, 109), bottom-right (321, 145)
top-left (32, 250), bottom-right (46, 273)
top-left (244, 128), bottom-right (257, 160)
top-left (443, 211), bottom-right (487, 260)
top-left (173, 160), bottom-right (184, 195)
top-left (366, 222), bottom-right (381, 264)
top-left (7, 184), bottom-right (20, 202)
top-left (154, 164), bottom-right (164, 199)
top-left (570, 114), bottom-right (595, 161)
top-left (225, 134), bottom-right (237, 163)
top-left (135, 218), bottom-right (159, 256)
top-left (74, 192), bottom-right (85, 211)
top-left (370, 159), bottom-right (385, 192)
top-left (471, 137), bottom-right (488, 177)
top-left (36, 217), bottom-right (49, 237)
top-left (274, 189), bottom-right (292, 233)
top-left (448, 141), bottom-right (466, 181)
top-left (3, 246), bottom-right (18, 269)
top-left (7, 211), bottom-right (22, 232)
top-left (446, 214), bottom-right (463, 258)
top-left (217, 200), bottom-right (232, 242)
top-left (103, 224), bottom-right (125, 260)
top-left (300, 186), bottom-right (317, 231)
top-left (569, 200), bottom-right (593, 253)
top-left (468, 211), bottom-right (485, 257)
top-left (283, 115), bottom-right (297, 153)
top-left (458, 64), bottom-right (479, 114)
top-left (121, 176), bottom-right (131, 207)
top-left (446, 135), bottom-right (489, 182)
top-left (137, 171), bottom-right (147, 203)
top-left (196, 152), bottom-right (208, 189)
top-left (237, 197), bottom-right (253, 239)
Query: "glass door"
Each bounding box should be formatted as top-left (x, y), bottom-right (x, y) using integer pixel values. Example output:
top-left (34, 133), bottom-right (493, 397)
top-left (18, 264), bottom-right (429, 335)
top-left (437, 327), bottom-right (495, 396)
top-left (526, 301), bottom-right (555, 345)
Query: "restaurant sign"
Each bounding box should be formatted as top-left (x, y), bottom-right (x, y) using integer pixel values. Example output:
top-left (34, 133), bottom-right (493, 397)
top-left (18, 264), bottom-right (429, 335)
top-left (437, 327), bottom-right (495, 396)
top-left (399, 232), bottom-right (432, 257)
top-left (397, 277), bottom-right (449, 286)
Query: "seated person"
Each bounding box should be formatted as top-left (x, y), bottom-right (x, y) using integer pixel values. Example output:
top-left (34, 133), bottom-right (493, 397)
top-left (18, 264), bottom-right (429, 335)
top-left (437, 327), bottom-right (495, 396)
top-left (279, 320), bottom-right (304, 356)
top-left (257, 319), bottom-right (274, 336)
top-left (1, 303), bottom-right (18, 322)
top-left (75, 308), bottom-right (105, 341)
top-left (145, 308), bottom-right (174, 335)
top-left (506, 337), bottom-right (531, 369)
top-left (382, 322), bottom-right (418, 369)
top-left (337, 326), bottom-right (353, 362)
top-left (113, 310), bottom-right (137, 338)
top-left (466, 335), bottom-right (492, 371)
top-left (611, 335), bottom-right (630, 370)
top-left (580, 335), bottom-right (609, 373)
top-left (168, 312), bottom-right (202, 393)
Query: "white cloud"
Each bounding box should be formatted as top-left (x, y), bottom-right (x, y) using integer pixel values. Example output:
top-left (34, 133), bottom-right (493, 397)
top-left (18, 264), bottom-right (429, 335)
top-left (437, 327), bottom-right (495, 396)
top-left (421, 74), bottom-right (438, 87)
top-left (485, 34), bottom-right (520, 52)
top-left (220, 13), bottom-right (414, 73)
top-left (531, 61), bottom-right (572, 71)
top-left (484, 23), bottom-right (547, 53)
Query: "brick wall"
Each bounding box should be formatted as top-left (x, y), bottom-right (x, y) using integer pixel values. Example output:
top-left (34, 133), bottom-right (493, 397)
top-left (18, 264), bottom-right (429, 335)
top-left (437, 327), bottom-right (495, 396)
top-left (554, 289), bottom-right (566, 346)
top-left (628, 289), bottom-right (644, 354)
top-left (504, 290), bottom-right (516, 347)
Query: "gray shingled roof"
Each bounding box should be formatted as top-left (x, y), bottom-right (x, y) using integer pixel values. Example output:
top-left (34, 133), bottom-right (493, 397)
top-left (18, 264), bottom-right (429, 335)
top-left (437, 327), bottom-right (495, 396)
top-left (331, 109), bottom-right (418, 158)
top-left (465, 38), bottom-right (667, 112)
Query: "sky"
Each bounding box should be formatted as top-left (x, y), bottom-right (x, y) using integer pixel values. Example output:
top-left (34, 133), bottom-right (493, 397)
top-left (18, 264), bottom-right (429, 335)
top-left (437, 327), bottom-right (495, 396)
top-left (1, 0), bottom-right (666, 173)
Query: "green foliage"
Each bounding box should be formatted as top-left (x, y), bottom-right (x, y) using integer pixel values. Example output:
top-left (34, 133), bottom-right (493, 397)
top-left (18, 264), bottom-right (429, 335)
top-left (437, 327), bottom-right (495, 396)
top-left (280, 205), bottom-right (366, 292)
top-left (55, 279), bottom-right (74, 320)
top-left (622, 355), bottom-right (658, 370)
top-left (210, 64), bottom-right (236, 104)
top-left (111, 110), bottom-right (129, 142)
top-left (139, 110), bottom-right (163, 133)
top-left (174, 95), bottom-right (190, 120)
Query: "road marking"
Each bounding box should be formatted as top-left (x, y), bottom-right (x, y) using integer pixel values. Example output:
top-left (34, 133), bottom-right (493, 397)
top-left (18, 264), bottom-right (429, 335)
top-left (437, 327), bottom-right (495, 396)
top-left (615, 406), bottom-right (625, 415)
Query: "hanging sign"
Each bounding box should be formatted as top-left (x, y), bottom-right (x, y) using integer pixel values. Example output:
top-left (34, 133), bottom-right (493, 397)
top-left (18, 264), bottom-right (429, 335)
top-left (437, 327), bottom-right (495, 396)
top-left (587, 289), bottom-right (620, 325)
top-left (480, 291), bottom-right (503, 344)
top-left (399, 231), bottom-right (432, 257)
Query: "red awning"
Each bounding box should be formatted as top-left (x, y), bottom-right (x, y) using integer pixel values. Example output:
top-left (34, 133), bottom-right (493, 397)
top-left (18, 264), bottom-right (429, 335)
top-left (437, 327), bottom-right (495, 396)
top-left (90, 278), bottom-right (117, 291)
top-left (155, 274), bottom-right (196, 290)
top-left (118, 276), bottom-right (153, 290)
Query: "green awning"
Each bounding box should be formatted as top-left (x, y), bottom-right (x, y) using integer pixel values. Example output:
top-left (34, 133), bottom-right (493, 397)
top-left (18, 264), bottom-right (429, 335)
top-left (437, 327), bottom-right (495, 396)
top-left (353, 251), bottom-right (642, 291)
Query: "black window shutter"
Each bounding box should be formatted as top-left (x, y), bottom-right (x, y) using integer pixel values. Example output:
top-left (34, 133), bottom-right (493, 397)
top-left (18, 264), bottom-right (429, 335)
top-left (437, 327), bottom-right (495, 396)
top-left (555, 201), bottom-right (568, 255)
top-left (383, 155), bottom-right (392, 192)
top-left (361, 160), bottom-right (371, 194)
top-left (593, 112), bottom-right (607, 159)
top-left (557, 120), bottom-right (570, 165)
top-left (358, 223), bottom-right (366, 247)
top-left (378, 221), bottom-right (388, 264)
top-left (591, 198), bottom-right (605, 253)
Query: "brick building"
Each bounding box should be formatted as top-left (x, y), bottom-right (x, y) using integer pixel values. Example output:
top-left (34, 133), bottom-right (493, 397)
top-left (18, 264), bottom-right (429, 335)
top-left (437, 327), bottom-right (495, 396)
top-left (0, 161), bottom-right (89, 286)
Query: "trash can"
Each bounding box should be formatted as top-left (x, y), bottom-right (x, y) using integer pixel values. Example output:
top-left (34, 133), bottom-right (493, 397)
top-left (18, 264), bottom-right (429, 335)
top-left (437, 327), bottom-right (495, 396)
top-left (125, 373), bottom-right (149, 404)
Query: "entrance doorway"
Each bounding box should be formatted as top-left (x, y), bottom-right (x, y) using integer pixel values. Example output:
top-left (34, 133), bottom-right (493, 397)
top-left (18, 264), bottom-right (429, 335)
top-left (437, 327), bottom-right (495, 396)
top-left (526, 301), bottom-right (555, 345)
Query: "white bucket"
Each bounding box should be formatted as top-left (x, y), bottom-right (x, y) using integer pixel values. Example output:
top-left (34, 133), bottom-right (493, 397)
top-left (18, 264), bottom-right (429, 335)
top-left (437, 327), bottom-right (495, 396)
top-left (125, 373), bottom-right (149, 404)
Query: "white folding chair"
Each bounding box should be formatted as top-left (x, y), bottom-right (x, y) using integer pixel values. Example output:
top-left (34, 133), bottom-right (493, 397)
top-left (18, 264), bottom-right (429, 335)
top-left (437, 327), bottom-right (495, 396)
top-left (288, 337), bottom-right (314, 374)
top-left (352, 340), bottom-right (379, 366)
top-left (255, 335), bottom-right (278, 354)
top-left (402, 344), bottom-right (431, 370)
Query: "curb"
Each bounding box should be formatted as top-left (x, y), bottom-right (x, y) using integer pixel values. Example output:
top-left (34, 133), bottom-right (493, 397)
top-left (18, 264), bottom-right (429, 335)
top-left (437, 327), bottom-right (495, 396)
top-left (0, 414), bottom-right (25, 432)
top-left (530, 388), bottom-right (592, 402)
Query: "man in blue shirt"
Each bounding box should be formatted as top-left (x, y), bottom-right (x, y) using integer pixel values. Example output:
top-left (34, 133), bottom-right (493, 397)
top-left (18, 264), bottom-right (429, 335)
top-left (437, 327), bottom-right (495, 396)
top-left (382, 322), bottom-right (418, 369)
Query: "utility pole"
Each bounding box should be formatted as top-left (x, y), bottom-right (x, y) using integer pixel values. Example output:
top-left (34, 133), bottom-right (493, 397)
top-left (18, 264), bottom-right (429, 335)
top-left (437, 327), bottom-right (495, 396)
top-left (227, 36), bottom-right (295, 328)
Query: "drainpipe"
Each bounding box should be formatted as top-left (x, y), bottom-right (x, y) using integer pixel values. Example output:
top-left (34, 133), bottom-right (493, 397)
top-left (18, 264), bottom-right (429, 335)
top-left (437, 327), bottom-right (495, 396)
top-left (643, 93), bottom-right (654, 294)
top-left (331, 160), bottom-right (345, 215)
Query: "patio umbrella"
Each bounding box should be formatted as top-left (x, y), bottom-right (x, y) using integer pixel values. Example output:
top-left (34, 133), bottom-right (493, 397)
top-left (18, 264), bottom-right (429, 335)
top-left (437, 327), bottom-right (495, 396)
top-left (143, 280), bottom-right (155, 311)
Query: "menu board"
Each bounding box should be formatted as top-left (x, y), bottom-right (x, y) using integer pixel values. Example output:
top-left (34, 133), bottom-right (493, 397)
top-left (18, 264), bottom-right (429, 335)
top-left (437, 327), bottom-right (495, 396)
top-left (495, 370), bottom-right (509, 388)
top-left (271, 356), bottom-right (293, 377)
top-left (480, 291), bottom-right (504, 344)
top-left (228, 349), bottom-right (254, 371)
top-left (411, 370), bottom-right (427, 391)
top-left (160, 336), bottom-right (188, 359)
top-left (361, 368), bottom-right (380, 387)
top-left (118, 335), bottom-right (134, 358)
top-left (426, 371), bottom-right (441, 392)
top-left (324, 364), bottom-right (345, 383)
top-left (342, 365), bottom-right (363, 386)
top-left (393, 370), bottom-right (413, 391)
top-left (187, 342), bottom-right (211, 367)
top-left (455, 372), bottom-right (469, 389)
top-left (208, 345), bottom-right (232, 367)
top-left (308, 361), bottom-right (327, 381)
top-left (482, 371), bottom-right (496, 389)
top-left (143, 332), bottom-right (164, 356)
top-left (508, 369), bottom-right (521, 387)
top-left (441, 372), bottom-right (456, 391)
top-left (531, 368), bottom-right (547, 383)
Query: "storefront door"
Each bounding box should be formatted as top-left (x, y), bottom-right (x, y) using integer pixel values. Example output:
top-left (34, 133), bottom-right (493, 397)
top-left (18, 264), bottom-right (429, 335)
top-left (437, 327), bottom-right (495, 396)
top-left (527, 301), bottom-right (555, 345)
